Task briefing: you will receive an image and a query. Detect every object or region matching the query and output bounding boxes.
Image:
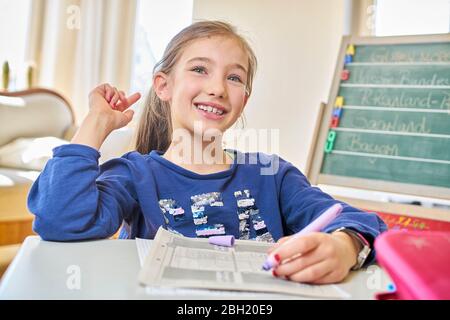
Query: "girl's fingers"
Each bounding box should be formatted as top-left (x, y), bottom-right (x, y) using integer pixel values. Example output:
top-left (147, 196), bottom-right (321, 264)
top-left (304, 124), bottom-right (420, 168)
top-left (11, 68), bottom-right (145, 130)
top-left (273, 249), bottom-right (326, 278)
top-left (270, 233), bottom-right (321, 264)
top-left (310, 270), bottom-right (341, 285)
top-left (267, 236), bottom-right (291, 254)
top-left (126, 92), bottom-right (141, 107)
top-left (105, 84), bottom-right (114, 102)
top-left (118, 109), bottom-right (135, 127)
top-left (92, 85), bottom-right (140, 112)
top-left (123, 109), bottom-right (134, 121)
top-left (115, 91), bottom-right (128, 110)
top-left (110, 88), bottom-right (120, 108)
top-left (119, 91), bottom-right (127, 105)
top-left (287, 259), bottom-right (332, 283)
top-left (116, 92), bottom-right (141, 111)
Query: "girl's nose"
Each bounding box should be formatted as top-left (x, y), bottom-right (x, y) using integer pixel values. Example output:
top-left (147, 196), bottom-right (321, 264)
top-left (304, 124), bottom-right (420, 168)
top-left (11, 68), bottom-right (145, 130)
top-left (206, 77), bottom-right (227, 98)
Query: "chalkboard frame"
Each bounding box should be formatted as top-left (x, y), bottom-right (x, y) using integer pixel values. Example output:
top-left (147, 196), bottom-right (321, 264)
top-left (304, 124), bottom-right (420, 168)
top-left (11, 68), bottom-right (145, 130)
top-left (309, 34), bottom-right (450, 200)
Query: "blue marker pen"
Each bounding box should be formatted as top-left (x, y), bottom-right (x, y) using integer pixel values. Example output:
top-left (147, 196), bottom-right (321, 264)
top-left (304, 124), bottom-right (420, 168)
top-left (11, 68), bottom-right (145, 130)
top-left (262, 203), bottom-right (343, 271)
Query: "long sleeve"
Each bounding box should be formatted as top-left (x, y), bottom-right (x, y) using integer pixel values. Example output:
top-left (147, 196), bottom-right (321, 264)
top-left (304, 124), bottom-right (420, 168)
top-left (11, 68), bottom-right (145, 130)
top-left (27, 144), bottom-right (139, 241)
top-left (276, 158), bottom-right (387, 265)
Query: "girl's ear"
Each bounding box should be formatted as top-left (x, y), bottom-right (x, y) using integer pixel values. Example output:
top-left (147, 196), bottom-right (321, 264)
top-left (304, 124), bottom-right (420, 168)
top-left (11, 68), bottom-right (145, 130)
top-left (153, 72), bottom-right (171, 101)
top-left (240, 94), bottom-right (249, 114)
top-left (243, 94), bottom-right (249, 107)
top-left (238, 95), bottom-right (249, 119)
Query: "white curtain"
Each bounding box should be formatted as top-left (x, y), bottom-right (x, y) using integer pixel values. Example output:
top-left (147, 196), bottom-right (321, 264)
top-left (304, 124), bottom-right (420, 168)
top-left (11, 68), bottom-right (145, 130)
top-left (26, 0), bottom-right (137, 124)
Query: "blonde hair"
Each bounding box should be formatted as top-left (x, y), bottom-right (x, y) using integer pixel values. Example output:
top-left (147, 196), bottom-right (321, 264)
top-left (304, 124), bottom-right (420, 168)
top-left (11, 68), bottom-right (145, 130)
top-left (135, 20), bottom-right (257, 154)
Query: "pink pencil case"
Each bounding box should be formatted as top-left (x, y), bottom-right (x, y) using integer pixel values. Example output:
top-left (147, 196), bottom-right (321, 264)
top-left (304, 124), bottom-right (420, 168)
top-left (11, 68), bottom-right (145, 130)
top-left (374, 230), bottom-right (450, 300)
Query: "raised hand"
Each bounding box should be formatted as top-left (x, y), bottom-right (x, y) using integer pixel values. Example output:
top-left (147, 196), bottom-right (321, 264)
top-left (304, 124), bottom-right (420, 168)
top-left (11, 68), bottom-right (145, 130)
top-left (88, 83), bottom-right (141, 131)
top-left (71, 83), bottom-right (142, 150)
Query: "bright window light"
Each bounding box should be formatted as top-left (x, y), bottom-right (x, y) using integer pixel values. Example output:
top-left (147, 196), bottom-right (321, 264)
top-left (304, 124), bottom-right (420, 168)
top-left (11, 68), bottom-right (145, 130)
top-left (375, 0), bottom-right (450, 36)
top-left (130, 0), bottom-right (193, 95)
top-left (0, 0), bottom-right (32, 89)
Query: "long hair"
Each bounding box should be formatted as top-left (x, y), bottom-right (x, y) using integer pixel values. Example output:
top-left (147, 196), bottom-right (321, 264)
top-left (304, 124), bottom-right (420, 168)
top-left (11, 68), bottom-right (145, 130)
top-left (134, 20), bottom-right (258, 154)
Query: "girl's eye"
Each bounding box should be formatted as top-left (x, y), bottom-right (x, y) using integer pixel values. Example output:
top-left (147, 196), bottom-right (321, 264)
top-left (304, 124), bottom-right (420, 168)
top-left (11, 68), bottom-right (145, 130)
top-left (191, 66), bottom-right (206, 74)
top-left (228, 75), bottom-right (242, 83)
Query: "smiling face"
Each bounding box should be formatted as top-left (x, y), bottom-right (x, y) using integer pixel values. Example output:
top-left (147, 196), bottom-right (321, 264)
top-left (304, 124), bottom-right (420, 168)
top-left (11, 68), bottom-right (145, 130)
top-left (156, 36), bottom-right (250, 136)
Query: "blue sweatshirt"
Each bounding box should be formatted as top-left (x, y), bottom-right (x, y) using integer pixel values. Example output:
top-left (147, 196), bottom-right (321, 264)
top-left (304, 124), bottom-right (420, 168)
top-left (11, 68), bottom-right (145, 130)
top-left (28, 144), bottom-right (387, 265)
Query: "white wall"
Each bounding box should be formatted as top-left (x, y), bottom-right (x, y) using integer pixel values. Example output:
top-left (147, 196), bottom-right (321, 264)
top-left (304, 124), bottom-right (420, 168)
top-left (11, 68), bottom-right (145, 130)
top-left (192, 0), bottom-right (450, 208)
top-left (193, 0), bottom-right (346, 171)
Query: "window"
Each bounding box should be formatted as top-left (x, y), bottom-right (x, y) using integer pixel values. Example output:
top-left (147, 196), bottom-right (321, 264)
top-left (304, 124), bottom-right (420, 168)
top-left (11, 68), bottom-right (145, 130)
top-left (0, 0), bottom-right (32, 90)
top-left (129, 0), bottom-right (193, 96)
top-left (375, 0), bottom-right (450, 36)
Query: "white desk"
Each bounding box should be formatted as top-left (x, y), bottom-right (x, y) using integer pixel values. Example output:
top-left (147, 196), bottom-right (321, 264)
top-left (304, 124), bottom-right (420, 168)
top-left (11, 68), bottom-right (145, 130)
top-left (0, 236), bottom-right (391, 300)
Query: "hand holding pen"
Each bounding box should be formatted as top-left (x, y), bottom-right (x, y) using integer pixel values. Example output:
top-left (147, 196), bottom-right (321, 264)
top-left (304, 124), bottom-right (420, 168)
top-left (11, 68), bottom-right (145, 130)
top-left (263, 203), bottom-right (362, 284)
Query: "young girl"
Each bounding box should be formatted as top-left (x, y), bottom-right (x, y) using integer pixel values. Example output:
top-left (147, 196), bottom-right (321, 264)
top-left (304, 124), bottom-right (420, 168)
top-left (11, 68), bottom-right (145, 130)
top-left (28, 21), bottom-right (387, 284)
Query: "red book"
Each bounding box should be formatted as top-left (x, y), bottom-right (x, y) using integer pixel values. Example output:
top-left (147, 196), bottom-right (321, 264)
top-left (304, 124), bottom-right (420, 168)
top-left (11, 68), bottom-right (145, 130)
top-left (374, 211), bottom-right (450, 232)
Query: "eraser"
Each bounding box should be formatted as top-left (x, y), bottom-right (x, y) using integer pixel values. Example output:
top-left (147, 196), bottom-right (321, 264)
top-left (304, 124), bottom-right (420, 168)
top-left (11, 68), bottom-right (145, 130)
top-left (208, 235), bottom-right (235, 247)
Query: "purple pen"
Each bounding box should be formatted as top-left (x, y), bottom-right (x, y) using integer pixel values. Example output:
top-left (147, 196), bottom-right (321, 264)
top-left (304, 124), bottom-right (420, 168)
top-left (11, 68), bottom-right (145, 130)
top-left (262, 203), bottom-right (343, 271)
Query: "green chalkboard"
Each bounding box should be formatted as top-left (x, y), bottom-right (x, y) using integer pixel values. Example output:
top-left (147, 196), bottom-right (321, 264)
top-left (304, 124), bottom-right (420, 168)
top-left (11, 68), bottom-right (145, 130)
top-left (309, 34), bottom-right (450, 199)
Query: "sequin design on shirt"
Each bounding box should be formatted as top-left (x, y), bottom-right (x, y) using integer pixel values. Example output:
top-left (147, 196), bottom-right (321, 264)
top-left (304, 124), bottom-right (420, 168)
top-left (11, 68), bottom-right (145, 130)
top-left (190, 192), bottom-right (225, 237)
top-left (159, 199), bottom-right (186, 224)
top-left (234, 190), bottom-right (252, 240)
top-left (234, 189), bottom-right (274, 243)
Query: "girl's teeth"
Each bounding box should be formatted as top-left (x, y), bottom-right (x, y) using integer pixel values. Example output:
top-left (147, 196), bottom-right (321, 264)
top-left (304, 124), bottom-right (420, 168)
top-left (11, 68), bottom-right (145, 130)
top-left (196, 104), bottom-right (224, 115)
